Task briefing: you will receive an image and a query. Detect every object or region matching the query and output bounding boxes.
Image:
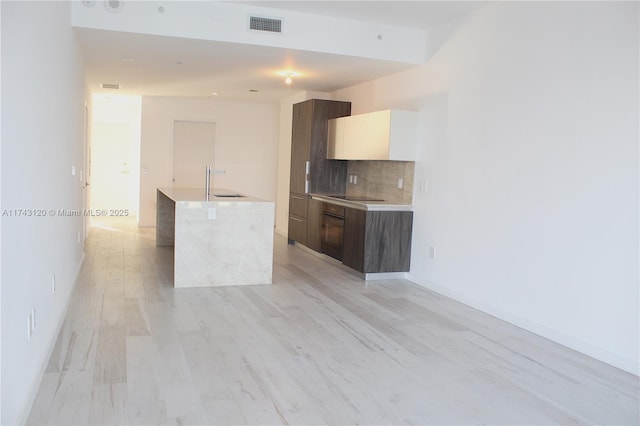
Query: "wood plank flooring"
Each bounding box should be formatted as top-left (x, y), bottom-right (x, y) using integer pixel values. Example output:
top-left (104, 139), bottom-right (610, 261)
top-left (27, 218), bottom-right (639, 425)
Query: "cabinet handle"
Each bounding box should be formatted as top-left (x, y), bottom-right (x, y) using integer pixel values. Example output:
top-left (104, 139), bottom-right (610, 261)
top-left (305, 161), bottom-right (310, 194)
top-left (291, 217), bottom-right (304, 222)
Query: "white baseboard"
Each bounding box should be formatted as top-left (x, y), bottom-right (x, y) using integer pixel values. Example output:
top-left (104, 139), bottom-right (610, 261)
top-left (406, 274), bottom-right (639, 377)
top-left (18, 252), bottom-right (86, 424)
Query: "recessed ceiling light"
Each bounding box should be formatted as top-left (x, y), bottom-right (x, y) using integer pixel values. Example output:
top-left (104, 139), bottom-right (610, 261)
top-left (277, 70), bottom-right (300, 77)
top-left (210, 92), bottom-right (219, 96)
top-left (121, 56), bottom-right (135, 62)
top-left (277, 70), bottom-right (301, 85)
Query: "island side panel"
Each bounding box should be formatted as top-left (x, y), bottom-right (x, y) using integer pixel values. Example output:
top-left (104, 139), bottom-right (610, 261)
top-left (156, 190), bottom-right (176, 246)
top-left (174, 201), bottom-right (275, 288)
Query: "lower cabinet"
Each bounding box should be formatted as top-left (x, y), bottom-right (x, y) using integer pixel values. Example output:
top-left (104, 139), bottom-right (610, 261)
top-left (288, 193), bottom-right (323, 252)
top-left (291, 195), bottom-right (413, 274)
top-left (343, 208), bottom-right (413, 273)
top-left (343, 208), bottom-right (366, 271)
top-left (288, 192), bottom-right (308, 245)
top-left (288, 214), bottom-right (307, 245)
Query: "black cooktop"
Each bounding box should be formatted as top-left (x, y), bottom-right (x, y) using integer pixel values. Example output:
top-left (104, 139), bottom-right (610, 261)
top-left (327, 195), bottom-right (385, 202)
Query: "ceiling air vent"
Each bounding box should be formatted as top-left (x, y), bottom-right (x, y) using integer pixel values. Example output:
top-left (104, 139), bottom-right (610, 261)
top-left (101, 83), bottom-right (120, 90)
top-left (249, 16), bottom-right (282, 34)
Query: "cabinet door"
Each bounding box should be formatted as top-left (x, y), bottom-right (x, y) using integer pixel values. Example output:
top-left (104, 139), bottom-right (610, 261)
top-left (364, 110), bottom-right (391, 160)
top-left (342, 113), bottom-right (364, 159)
top-left (343, 207), bottom-right (366, 272)
top-left (308, 100), bottom-right (351, 194)
top-left (288, 215), bottom-right (306, 245)
top-left (325, 110), bottom-right (419, 161)
top-left (364, 211), bottom-right (413, 273)
top-left (327, 117), bottom-right (345, 159)
top-left (289, 193), bottom-right (308, 218)
top-left (290, 101), bottom-right (313, 194)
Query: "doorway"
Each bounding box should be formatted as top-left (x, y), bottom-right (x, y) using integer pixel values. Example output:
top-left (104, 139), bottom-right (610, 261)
top-left (90, 122), bottom-right (131, 211)
top-left (89, 95), bottom-right (142, 222)
top-left (172, 121), bottom-right (216, 188)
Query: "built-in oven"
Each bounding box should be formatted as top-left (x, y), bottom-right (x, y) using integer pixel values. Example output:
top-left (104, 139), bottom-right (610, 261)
top-left (321, 203), bottom-right (345, 261)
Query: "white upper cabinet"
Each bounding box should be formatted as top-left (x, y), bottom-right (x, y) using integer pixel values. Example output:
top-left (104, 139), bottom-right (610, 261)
top-left (327, 110), bottom-right (418, 160)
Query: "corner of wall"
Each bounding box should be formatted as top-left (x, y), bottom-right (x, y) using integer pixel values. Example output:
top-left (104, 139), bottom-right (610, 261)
top-left (1, 2), bottom-right (87, 423)
top-left (0, 2), bottom-right (3, 421)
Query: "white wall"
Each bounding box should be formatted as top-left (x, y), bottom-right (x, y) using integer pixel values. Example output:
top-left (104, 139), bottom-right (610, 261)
top-left (334, 1), bottom-right (639, 375)
top-left (139, 97), bottom-right (279, 226)
top-left (1, 1), bottom-right (86, 424)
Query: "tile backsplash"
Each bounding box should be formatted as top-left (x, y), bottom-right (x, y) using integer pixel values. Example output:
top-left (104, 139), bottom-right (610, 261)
top-left (346, 161), bottom-right (415, 204)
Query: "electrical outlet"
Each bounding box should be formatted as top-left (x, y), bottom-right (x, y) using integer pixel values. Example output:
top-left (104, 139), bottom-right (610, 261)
top-left (397, 178), bottom-right (404, 189)
top-left (51, 274), bottom-right (56, 295)
top-left (208, 207), bottom-right (217, 220)
top-left (421, 179), bottom-right (429, 193)
top-left (353, 175), bottom-right (358, 185)
top-left (429, 246), bottom-right (437, 259)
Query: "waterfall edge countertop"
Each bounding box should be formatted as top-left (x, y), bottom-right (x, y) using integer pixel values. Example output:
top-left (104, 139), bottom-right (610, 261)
top-left (157, 187), bottom-right (268, 203)
top-left (156, 188), bottom-right (275, 288)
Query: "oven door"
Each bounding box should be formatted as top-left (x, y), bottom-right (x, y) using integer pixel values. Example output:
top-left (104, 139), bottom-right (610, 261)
top-left (321, 213), bottom-right (344, 261)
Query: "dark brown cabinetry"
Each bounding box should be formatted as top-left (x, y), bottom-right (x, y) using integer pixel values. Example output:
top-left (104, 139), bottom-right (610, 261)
top-left (288, 193), bottom-right (307, 243)
top-left (343, 208), bottom-right (413, 273)
top-left (288, 99), bottom-right (351, 247)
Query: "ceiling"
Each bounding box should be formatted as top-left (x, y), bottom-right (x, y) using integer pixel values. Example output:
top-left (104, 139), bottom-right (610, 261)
top-left (77, 1), bottom-right (488, 102)
top-left (237, 1), bottom-right (487, 30)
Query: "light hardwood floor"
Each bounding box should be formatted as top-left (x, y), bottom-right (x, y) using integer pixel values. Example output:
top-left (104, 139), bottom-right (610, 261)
top-left (27, 218), bottom-right (639, 425)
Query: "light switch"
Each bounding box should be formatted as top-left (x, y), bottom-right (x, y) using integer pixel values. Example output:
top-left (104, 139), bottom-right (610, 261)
top-left (208, 208), bottom-right (217, 220)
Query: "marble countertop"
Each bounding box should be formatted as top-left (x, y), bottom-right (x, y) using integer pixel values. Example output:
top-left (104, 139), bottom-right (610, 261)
top-left (158, 187), bottom-right (270, 203)
top-left (310, 193), bottom-right (413, 212)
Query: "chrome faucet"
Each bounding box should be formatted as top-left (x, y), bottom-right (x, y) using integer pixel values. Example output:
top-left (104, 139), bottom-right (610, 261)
top-left (205, 166), bottom-right (211, 200)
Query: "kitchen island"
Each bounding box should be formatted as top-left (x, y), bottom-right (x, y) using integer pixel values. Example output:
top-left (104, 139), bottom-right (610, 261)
top-left (156, 187), bottom-right (275, 288)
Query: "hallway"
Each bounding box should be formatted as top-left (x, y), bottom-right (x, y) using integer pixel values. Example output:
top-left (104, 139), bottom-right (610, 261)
top-left (26, 219), bottom-right (639, 425)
